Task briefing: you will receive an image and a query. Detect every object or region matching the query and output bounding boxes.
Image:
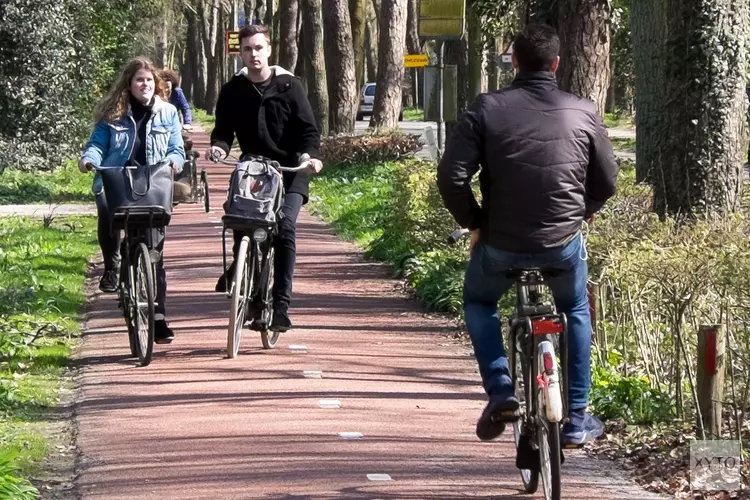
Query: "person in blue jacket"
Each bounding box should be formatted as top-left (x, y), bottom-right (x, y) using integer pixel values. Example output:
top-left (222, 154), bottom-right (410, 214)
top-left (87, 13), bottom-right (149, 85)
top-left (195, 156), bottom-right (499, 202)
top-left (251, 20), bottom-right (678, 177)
top-left (78, 57), bottom-right (185, 344)
top-left (162, 69), bottom-right (192, 128)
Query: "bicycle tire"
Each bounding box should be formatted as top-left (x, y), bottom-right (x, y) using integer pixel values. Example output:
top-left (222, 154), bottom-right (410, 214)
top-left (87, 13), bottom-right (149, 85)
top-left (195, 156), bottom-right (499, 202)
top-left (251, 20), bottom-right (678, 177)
top-left (510, 325), bottom-right (539, 493)
top-left (227, 236), bottom-right (252, 358)
top-left (132, 243), bottom-right (155, 366)
top-left (536, 334), bottom-right (562, 500)
top-left (120, 273), bottom-right (137, 358)
top-left (201, 170), bottom-right (210, 213)
top-left (260, 246), bottom-right (279, 349)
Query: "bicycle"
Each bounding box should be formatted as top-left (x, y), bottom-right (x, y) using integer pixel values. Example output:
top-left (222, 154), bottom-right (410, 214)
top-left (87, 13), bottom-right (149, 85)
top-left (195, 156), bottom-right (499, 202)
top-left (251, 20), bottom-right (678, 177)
top-left (90, 160), bottom-right (174, 367)
top-left (449, 228), bottom-right (568, 500)
top-left (210, 151), bottom-right (311, 358)
top-left (175, 130), bottom-right (210, 212)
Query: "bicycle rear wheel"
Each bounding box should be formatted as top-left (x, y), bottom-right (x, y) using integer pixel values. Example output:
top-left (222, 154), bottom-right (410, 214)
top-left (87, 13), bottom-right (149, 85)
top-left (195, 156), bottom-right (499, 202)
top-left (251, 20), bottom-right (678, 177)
top-left (132, 243), bottom-right (155, 366)
top-left (259, 246), bottom-right (279, 349)
top-left (536, 335), bottom-right (562, 500)
top-left (510, 326), bottom-right (539, 493)
top-left (227, 236), bottom-right (252, 358)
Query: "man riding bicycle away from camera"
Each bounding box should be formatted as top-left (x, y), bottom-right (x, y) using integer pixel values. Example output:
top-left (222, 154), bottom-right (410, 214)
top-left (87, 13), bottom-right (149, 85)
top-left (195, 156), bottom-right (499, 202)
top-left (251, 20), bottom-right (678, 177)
top-left (437, 24), bottom-right (619, 448)
top-left (79, 57), bottom-right (185, 344)
top-left (206, 24), bottom-right (323, 333)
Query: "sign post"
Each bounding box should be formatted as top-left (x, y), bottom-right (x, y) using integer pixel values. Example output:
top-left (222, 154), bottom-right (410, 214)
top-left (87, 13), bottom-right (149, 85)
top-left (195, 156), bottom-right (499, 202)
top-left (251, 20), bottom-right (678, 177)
top-left (418, 0), bottom-right (465, 153)
top-left (226, 31), bottom-right (241, 56)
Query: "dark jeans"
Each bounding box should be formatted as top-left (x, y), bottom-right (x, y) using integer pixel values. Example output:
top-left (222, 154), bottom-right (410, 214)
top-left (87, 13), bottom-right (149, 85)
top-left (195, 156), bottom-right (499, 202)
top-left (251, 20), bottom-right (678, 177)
top-left (231, 193), bottom-right (304, 312)
top-left (463, 235), bottom-right (592, 411)
top-left (96, 192), bottom-right (168, 320)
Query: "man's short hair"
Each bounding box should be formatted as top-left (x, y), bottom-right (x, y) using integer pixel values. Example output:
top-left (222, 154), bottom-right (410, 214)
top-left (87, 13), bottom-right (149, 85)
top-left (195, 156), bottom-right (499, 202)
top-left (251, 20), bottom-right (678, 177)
top-left (239, 24), bottom-right (271, 45)
top-left (513, 24), bottom-right (560, 72)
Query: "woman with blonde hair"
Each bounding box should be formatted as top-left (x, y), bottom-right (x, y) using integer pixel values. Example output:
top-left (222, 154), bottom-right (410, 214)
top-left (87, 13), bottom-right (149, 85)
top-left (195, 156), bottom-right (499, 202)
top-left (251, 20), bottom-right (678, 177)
top-left (79, 56), bottom-right (185, 344)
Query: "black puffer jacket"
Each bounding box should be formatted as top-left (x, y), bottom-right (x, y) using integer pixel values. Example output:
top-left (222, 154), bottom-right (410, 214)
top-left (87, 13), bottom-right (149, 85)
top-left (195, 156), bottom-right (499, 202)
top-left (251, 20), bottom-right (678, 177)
top-left (437, 72), bottom-right (619, 253)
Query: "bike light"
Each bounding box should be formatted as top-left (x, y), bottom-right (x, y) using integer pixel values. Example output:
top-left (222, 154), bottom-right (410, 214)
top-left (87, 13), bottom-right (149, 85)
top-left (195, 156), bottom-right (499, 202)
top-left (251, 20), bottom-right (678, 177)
top-left (543, 352), bottom-right (554, 373)
top-left (253, 228), bottom-right (267, 242)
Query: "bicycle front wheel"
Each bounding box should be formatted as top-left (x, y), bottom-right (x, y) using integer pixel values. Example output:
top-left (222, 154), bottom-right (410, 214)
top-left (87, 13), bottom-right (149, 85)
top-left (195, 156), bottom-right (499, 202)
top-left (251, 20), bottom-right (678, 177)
top-left (227, 236), bottom-right (252, 358)
top-left (132, 243), bottom-right (155, 366)
top-left (259, 246), bottom-right (279, 349)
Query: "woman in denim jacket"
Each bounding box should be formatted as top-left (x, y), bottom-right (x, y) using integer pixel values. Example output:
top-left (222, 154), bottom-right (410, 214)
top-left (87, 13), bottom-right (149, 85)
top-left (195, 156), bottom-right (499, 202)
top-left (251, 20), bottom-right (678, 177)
top-left (79, 57), bottom-right (185, 344)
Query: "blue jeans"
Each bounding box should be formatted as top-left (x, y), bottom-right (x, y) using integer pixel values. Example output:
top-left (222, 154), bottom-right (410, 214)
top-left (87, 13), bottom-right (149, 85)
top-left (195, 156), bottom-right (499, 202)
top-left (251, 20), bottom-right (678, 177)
top-left (463, 234), bottom-right (592, 411)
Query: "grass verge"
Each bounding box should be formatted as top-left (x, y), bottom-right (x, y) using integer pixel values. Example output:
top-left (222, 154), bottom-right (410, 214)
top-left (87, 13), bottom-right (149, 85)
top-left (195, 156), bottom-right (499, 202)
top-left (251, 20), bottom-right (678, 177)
top-left (0, 216), bottom-right (98, 497)
top-left (0, 161), bottom-right (93, 205)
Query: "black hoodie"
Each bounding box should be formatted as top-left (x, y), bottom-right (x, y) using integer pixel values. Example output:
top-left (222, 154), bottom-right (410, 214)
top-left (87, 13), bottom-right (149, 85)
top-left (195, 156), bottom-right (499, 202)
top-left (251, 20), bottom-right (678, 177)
top-left (210, 66), bottom-right (321, 203)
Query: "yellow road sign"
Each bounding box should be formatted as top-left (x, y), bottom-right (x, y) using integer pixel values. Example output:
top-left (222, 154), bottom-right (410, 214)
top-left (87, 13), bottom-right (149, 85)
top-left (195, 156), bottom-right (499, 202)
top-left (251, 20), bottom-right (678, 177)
top-left (405, 54), bottom-right (429, 68)
top-left (418, 0), bottom-right (466, 39)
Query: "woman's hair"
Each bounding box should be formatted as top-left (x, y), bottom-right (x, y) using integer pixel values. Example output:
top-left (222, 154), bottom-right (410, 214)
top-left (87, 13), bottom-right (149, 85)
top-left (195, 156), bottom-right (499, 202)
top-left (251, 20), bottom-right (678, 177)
top-left (94, 57), bottom-right (167, 123)
top-left (161, 69), bottom-right (180, 87)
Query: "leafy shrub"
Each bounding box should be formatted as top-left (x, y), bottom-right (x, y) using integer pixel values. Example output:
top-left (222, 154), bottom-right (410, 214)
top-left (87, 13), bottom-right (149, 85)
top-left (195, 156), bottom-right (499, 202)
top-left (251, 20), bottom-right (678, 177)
top-left (321, 131), bottom-right (422, 167)
top-left (590, 363), bottom-right (673, 425)
top-left (0, 449), bottom-right (38, 500)
top-left (0, 160), bottom-right (93, 205)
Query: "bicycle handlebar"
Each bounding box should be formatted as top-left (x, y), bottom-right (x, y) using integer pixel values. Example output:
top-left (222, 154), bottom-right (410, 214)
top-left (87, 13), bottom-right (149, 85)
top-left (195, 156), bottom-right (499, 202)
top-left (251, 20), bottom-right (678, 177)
top-left (208, 151), bottom-right (313, 172)
top-left (86, 159), bottom-right (172, 172)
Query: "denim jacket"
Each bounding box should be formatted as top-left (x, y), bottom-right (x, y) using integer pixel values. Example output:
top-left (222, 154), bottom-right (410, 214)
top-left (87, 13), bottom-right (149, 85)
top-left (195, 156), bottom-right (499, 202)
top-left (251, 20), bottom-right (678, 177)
top-left (81, 96), bottom-right (186, 195)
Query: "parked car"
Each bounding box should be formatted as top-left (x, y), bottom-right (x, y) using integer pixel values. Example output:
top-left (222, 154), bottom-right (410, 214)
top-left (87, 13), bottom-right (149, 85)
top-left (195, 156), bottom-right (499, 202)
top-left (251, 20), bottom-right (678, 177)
top-left (356, 82), bottom-right (404, 121)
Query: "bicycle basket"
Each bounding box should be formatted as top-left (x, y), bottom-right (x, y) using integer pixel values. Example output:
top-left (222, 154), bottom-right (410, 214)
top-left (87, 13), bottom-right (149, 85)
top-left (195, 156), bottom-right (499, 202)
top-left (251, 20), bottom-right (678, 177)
top-left (223, 159), bottom-right (281, 225)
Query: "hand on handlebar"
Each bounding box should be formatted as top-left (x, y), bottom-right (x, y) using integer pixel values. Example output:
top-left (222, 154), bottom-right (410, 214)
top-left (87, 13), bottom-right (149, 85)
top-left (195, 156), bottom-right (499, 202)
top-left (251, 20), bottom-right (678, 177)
top-left (78, 160), bottom-right (94, 173)
top-left (205, 146), bottom-right (226, 163)
top-left (298, 153), bottom-right (324, 174)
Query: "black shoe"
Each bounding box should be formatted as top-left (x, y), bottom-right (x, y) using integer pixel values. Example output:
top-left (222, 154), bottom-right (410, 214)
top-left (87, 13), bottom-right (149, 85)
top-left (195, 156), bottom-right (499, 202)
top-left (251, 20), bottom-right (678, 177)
top-left (154, 320), bottom-right (175, 344)
top-left (215, 263), bottom-right (235, 293)
top-left (476, 391), bottom-right (520, 441)
top-left (270, 309), bottom-right (292, 332)
top-left (99, 269), bottom-right (118, 293)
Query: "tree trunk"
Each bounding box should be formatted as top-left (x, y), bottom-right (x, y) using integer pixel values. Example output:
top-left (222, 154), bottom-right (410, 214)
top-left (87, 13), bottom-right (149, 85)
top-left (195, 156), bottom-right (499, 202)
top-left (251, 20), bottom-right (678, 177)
top-left (467, 5), bottom-right (484, 102)
top-left (370, 0), bottom-right (406, 128)
top-left (301, 0), bottom-right (329, 135)
top-left (631, 0), bottom-right (666, 183)
top-left (557, 0), bottom-right (611, 116)
top-left (155, 9), bottom-right (168, 68)
top-left (278, 0), bottom-right (298, 71)
top-left (186, 4), bottom-right (207, 108)
top-left (200, 0), bottom-right (222, 113)
top-left (405, 0), bottom-right (420, 107)
top-left (323, 0), bottom-right (358, 133)
top-left (351, 0), bottom-right (367, 91)
top-left (365, 0), bottom-right (379, 82)
top-left (651, 0), bottom-right (748, 216)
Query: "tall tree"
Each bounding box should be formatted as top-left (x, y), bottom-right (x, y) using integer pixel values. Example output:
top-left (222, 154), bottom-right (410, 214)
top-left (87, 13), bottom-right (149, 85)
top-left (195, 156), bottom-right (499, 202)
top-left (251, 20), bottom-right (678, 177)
top-left (351, 0), bottom-right (367, 90)
top-left (651, 0), bottom-right (749, 216)
top-left (365, 0), bottom-right (379, 82)
top-left (405, 0), bottom-right (421, 106)
top-left (630, 0), bottom-right (664, 183)
top-left (301, 0), bottom-right (329, 135)
top-left (467, 5), bottom-right (484, 101)
top-left (323, 0), bottom-right (358, 133)
top-left (557, 0), bottom-right (611, 116)
top-left (278, 0), bottom-right (299, 71)
top-left (370, 0), bottom-right (407, 128)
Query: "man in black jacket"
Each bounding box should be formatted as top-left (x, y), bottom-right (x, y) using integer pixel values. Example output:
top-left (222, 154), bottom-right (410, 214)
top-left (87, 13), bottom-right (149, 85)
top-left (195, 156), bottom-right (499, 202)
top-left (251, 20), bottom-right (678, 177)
top-left (437, 24), bottom-right (619, 447)
top-left (207, 24), bottom-right (323, 332)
